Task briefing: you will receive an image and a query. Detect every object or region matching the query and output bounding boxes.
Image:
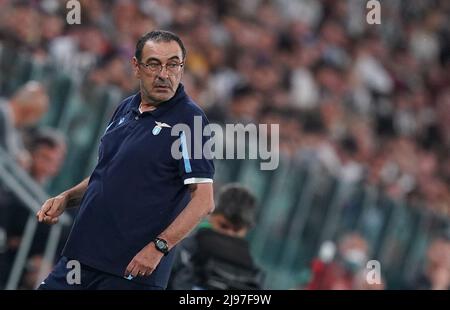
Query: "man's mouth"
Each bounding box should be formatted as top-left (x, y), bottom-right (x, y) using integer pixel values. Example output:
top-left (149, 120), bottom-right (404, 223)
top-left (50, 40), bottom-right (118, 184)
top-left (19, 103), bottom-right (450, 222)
top-left (155, 85), bottom-right (171, 91)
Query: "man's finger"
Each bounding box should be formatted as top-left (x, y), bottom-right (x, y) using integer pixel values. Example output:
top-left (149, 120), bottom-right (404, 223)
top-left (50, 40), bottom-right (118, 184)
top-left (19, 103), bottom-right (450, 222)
top-left (130, 264), bottom-right (140, 278)
top-left (37, 208), bottom-right (45, 222)
top-left (124, 261), bottom-right (135, 277)
top-left (38, 200), bottom-right (54, 221)
top-left (45, 199), bottom-right (61, 216)
top-left (141, 268), bottom-right (149, 277)
top-left (143, 268), bottom-right (152, 277)
top-left (43, 215), bottom-right (55, 223)
top-left (138, 268), bottom-right (148, 277)
top-left (43, 199), bottom-right (54, 214)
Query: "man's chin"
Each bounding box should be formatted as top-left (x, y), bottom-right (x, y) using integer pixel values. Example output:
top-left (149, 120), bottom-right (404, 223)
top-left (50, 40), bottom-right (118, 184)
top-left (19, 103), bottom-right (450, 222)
top-left (150, 94), bottom-right (172, 104)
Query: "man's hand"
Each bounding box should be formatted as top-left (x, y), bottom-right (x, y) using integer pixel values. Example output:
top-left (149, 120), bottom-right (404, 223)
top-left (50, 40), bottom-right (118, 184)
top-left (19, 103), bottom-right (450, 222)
top-left (124, 243), bottom-right (164, 278)
top-left (36, 194), bottom-right (68, 224)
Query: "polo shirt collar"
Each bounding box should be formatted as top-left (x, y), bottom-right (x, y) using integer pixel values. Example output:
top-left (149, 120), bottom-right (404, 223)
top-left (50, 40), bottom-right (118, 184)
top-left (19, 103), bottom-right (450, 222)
top-left (129, 83), bottom-right (187, 118)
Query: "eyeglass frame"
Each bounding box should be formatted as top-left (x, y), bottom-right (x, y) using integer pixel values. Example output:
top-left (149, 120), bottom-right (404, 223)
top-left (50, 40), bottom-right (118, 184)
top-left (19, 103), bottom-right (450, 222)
top-left (137, 59), bottom-right (184, 74)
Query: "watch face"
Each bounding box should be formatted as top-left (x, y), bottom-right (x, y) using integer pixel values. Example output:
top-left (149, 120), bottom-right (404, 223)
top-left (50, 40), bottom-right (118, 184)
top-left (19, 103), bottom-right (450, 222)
top-left (156, 239), bottom-right (168, 251)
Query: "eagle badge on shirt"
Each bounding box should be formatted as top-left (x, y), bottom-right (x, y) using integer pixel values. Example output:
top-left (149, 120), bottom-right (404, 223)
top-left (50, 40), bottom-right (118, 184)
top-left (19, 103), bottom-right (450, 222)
top-left (152, 121), bottom-right (171, 135)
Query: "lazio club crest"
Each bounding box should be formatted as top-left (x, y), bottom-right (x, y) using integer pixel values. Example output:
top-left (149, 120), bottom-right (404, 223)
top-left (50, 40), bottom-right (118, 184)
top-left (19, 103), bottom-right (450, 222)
top-left (152, 121), bottom-right (171, 135)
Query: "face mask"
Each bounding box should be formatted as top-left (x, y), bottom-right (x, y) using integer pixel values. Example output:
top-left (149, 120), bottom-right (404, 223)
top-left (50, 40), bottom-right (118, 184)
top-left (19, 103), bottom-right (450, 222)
top-left (342, 249), bottom-right (367, 272)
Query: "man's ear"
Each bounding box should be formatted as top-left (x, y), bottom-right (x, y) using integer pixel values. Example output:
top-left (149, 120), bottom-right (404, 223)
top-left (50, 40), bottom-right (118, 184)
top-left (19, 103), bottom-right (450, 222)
top-left (132, 57), bottom-right (140, 79)
top-left (181, 59), bottom-right (186, 77)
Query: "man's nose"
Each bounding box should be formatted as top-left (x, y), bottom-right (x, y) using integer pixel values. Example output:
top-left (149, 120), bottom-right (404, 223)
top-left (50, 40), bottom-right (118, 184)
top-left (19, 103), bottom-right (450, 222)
top-left (158, 66), bottom-right (170, 79)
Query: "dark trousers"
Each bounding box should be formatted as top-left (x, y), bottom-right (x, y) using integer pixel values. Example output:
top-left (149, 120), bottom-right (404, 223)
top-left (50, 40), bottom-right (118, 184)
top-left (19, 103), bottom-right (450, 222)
top-left (38, 256), bottom-right (163, 290)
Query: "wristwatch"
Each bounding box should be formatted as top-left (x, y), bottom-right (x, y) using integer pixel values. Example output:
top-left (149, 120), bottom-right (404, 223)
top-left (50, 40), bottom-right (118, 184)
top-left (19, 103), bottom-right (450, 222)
top-left (153, 237), bottom-right (169, 256)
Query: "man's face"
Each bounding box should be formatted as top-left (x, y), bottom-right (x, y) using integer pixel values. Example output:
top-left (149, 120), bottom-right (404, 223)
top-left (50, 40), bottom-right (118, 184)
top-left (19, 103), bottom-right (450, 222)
top-left (19, 89), bottom-right (49, 127)
top-left (31, 145), bottom-right (65, 184)
top-left (133, 40), bottom-right (184, 104)
top-left (210, 214), bottom-right (248, 238)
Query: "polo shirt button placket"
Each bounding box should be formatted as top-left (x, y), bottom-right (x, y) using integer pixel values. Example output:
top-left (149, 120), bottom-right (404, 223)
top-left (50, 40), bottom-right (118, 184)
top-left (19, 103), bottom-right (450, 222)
top-left (135, 116), bottom-right (139, 120)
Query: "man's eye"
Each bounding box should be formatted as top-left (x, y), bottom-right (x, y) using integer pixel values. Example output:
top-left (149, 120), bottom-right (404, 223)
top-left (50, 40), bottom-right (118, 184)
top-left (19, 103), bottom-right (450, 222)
top-left (167, 63), bottom-right (179, 68)
top-left (148, 63), bottom-right (160, 68)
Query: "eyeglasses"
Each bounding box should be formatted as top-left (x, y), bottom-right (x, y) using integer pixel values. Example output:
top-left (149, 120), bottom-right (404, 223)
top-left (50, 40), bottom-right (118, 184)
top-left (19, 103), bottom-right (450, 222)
top-left (138, 61), bottom-right (184, 74)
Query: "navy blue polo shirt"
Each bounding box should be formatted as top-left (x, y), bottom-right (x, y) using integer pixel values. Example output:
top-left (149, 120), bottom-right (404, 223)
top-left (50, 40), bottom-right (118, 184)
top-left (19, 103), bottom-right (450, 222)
top-left (62, 84), bottom-right (214, 288)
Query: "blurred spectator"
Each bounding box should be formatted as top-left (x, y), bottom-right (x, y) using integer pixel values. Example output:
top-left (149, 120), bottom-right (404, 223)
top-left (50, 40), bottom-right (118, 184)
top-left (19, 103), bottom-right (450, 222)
top-left (6, 127), bottom-right (66, 248)
top-left (2, 128), bottom-right (67, 289)
top-left (412, 236), bottom-right (450, 290)
top-left (0, 81), bottom-right (49, 169)
top-left (26, 128), bottom-right (66, 186)
top-left (305, 232), bottom-right (384, 290)
top-left (227, 84), bottom-right (261, 124)
top-left (168, 184), bottom-right (264, 290)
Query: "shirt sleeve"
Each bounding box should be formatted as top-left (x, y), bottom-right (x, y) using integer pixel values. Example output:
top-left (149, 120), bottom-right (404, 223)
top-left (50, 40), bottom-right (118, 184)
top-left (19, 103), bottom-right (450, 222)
top-left (177, 113), bottom-right (215, 185)
top-left (103, 97), bottom-right (131, 135)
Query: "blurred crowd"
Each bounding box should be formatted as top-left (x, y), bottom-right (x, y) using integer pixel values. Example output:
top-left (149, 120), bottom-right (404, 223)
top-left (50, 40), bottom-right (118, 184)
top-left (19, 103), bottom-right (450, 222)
top-left (0, 80), bottom-right (67, 289)
top-left (1, 0), bottom-right (448, 215)
top-left (0, 0), bottom-right (449, 289)
top-left (302, 232), bottom-right (450, 290)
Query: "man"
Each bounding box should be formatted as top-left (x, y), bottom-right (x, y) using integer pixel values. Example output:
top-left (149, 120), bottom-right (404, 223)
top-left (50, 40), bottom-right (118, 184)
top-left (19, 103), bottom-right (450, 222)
top-left (168, 184), bottom-right (264, 290)
top-left (27, 128), bottom-right (67, 186)
top-left (36, 30), bottom-right (215, 290)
